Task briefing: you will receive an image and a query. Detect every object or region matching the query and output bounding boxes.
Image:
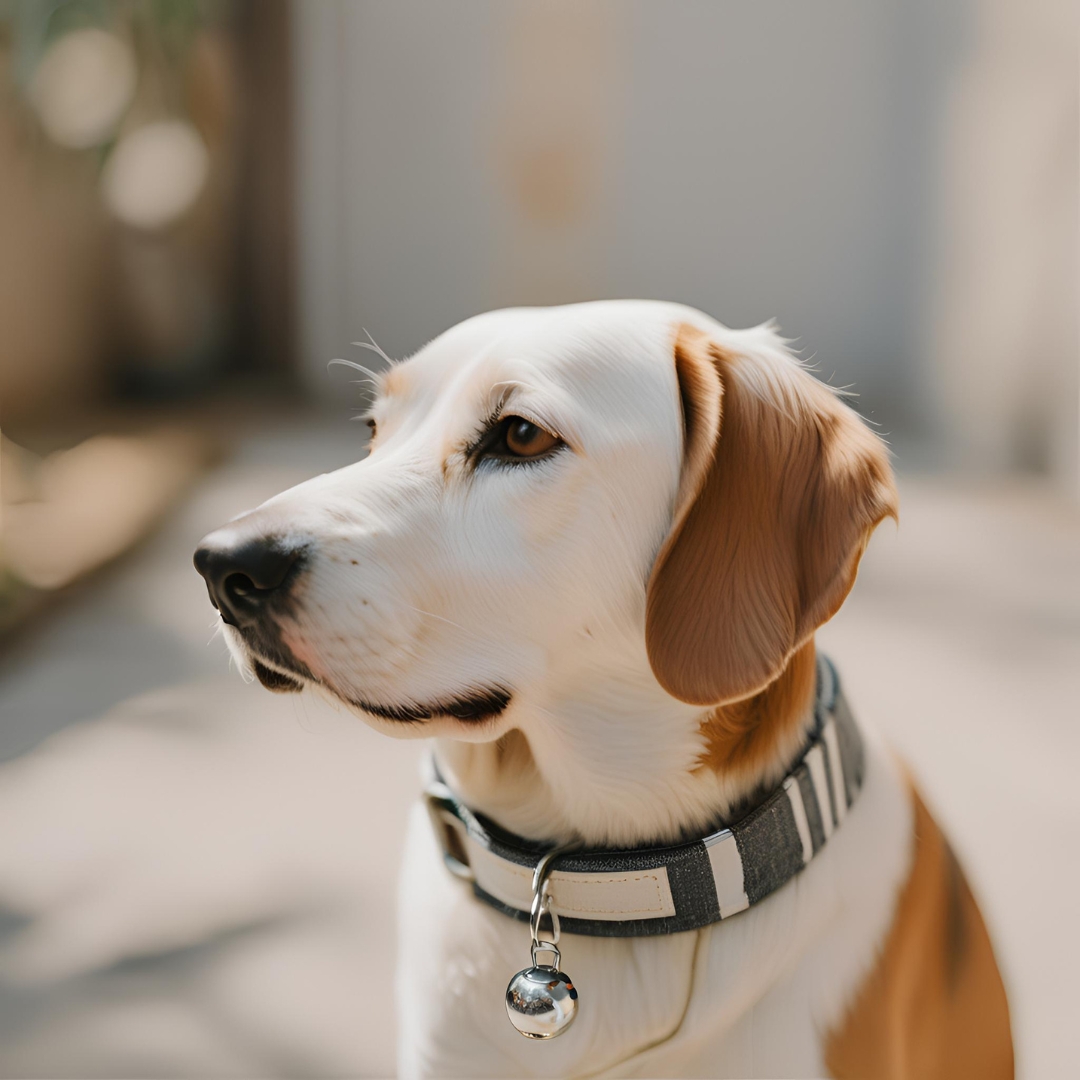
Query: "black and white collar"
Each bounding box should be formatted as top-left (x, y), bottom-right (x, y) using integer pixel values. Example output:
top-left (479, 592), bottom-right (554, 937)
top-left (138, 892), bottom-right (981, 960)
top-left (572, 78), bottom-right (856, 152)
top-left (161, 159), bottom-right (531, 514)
top-left (424, 655), bottom-right (863, 938)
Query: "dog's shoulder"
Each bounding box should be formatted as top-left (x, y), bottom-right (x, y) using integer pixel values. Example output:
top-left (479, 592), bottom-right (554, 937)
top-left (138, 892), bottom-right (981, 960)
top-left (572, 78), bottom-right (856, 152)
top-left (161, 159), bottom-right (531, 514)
top-left (825, 786), bottom-right (1013, 1080)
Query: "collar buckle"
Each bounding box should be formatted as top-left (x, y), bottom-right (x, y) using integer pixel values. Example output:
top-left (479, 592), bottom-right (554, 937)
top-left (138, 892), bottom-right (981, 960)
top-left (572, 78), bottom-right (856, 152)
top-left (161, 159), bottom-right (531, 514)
top-left (423, 782), bottom-right (475, 882)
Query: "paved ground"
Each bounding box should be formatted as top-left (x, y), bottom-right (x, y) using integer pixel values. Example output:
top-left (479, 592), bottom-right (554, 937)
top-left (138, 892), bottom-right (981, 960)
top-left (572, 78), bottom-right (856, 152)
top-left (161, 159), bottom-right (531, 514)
top-left (0, 419), bottom-right (1076, 1078)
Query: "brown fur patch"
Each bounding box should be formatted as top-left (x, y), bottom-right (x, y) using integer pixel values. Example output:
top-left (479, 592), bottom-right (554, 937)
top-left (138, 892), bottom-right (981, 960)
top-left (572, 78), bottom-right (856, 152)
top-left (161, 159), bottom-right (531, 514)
top-left (696, 639), bottom-right (817, 775)
top-left (826, 788), bottom-right (1013, 1079)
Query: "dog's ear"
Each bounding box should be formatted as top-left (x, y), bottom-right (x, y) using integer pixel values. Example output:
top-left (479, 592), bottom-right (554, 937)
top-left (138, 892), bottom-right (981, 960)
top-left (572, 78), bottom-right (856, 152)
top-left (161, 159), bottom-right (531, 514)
top-left (646, 323), bottom-right (897, 706)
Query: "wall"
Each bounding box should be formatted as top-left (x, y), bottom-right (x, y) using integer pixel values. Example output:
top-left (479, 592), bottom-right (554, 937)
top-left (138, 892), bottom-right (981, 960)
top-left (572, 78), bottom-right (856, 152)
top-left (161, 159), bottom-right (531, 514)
top-left (292, 0), bottom-right (1077, 489)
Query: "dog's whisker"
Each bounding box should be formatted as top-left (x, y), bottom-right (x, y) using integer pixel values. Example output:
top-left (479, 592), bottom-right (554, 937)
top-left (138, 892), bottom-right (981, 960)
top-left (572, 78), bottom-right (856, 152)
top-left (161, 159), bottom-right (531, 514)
top-left (351, 330), bottom-right (396, 366)
top-left (403, 603), bottom-right (486, 642)
top-left (328, 357), bottom-right (383, 381)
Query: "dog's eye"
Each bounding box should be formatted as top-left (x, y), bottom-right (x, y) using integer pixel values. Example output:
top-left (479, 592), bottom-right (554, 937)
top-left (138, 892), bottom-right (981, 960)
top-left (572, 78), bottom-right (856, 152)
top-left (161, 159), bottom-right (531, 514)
top-left (366, 418), bottom-right (377, 437)
top-left (471, 415), bottom-right (564, 466)
top-left (505, 419), bottom-right (558, 458)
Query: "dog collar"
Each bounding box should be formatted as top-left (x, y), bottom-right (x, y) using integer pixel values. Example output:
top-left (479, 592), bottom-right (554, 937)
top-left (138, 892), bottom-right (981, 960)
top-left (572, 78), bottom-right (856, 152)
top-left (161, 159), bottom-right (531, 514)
top-left (425, 654), bottom-right (863, 940)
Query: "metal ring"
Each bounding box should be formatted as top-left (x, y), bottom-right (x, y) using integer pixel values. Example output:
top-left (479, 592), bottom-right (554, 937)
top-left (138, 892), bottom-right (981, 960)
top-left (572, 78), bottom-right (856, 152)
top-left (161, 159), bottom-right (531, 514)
top-left (531, 941), bottom-right (561, 970)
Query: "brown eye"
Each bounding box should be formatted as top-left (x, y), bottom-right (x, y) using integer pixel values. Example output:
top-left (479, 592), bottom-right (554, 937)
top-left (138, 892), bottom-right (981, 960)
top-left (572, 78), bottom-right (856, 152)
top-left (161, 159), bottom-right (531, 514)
top-left (469, 414), bottom-right (565, 467)
top-left (366, 418), bottom-right (377, 437)
top-left (504, 418), bottom-right (558, 458)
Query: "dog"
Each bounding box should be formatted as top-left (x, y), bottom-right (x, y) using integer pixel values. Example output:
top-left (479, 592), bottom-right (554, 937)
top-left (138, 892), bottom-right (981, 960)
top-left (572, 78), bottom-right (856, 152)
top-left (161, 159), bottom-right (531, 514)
top-left (195, 301), bottom-right (1012, 1078)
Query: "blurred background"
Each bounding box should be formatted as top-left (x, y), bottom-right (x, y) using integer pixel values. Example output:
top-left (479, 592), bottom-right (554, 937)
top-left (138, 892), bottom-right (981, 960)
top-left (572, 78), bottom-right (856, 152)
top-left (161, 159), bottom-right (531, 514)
top-left (0, 1), bottom-right (1076, 1076)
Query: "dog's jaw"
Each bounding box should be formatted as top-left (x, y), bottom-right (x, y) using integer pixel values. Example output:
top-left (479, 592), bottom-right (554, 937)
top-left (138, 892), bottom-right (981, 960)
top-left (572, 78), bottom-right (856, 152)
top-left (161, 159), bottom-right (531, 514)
top-left (432, 640), bottom-right (818, 849)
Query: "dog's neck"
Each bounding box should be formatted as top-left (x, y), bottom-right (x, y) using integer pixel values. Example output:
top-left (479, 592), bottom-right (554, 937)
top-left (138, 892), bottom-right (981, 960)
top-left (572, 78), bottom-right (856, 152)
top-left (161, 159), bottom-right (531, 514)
top-left (434, 639), bottom-right (818, 848)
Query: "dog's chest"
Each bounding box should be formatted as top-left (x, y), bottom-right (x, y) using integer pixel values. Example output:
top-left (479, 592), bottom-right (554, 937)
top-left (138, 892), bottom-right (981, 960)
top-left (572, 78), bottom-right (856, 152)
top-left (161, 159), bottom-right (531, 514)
top-left (394, 726), bottom-right (912, 1079)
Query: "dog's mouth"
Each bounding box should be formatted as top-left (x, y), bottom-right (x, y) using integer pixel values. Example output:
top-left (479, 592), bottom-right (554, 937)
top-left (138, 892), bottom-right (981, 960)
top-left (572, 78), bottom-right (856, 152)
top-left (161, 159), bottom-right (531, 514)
top-left (245, 646), bottom-right (511, 724)
top-left (347, 686), bottom-right (512, 724)
top-left (230, 620), bottom-right (313, 695)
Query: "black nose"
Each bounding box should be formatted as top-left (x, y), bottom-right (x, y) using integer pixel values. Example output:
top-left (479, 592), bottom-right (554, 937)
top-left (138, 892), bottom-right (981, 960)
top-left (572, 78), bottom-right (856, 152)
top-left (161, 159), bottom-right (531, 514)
top-left (194, 529), bottom-right (306, 628)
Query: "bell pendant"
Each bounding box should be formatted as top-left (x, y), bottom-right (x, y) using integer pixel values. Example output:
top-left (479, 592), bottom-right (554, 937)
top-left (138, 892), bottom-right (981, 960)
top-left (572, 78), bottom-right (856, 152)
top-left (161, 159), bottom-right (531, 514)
top-left (505, 962), bottom-right (578, 1039)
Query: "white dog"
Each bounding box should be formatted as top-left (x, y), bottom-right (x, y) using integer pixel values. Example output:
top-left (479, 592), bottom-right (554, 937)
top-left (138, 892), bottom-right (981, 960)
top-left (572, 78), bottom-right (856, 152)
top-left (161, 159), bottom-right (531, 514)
top-left (196, 301), bottom-right (1012, 1078)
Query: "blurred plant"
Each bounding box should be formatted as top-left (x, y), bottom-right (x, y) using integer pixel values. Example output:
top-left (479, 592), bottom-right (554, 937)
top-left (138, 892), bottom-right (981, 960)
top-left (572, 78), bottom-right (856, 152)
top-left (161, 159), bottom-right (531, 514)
top-left (0, 1), bottom-right (229, 228)
top-left (4, 1), bottom-right (210, 97)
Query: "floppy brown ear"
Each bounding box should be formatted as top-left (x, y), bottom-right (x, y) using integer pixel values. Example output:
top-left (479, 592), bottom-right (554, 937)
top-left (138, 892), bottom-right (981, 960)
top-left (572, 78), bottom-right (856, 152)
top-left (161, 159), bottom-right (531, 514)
top-left (646, 323), bottom-right (898, 706)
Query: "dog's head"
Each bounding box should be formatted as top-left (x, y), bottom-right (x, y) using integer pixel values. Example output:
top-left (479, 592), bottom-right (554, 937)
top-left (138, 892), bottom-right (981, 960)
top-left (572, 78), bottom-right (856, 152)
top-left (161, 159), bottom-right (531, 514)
top-left (195, 302), bottom-right (896, 746)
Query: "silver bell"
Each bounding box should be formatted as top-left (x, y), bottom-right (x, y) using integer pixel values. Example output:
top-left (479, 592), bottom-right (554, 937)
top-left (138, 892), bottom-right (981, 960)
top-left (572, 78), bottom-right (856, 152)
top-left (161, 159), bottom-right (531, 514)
top-left (506, 850), bottom-right (579, 1039)
top-left (505, 947), bottom-right (578, 1039)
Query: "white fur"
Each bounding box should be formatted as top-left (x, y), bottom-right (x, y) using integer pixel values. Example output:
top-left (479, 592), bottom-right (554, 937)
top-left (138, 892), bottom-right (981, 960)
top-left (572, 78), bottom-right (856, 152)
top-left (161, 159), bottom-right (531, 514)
top-left (215, 301), bottom-right (914, 1077)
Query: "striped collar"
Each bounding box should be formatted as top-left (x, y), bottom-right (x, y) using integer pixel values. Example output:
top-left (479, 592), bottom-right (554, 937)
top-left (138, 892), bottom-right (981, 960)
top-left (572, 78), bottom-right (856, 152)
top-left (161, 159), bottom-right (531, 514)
top-left (424, 655), bottom-right (863, 937)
